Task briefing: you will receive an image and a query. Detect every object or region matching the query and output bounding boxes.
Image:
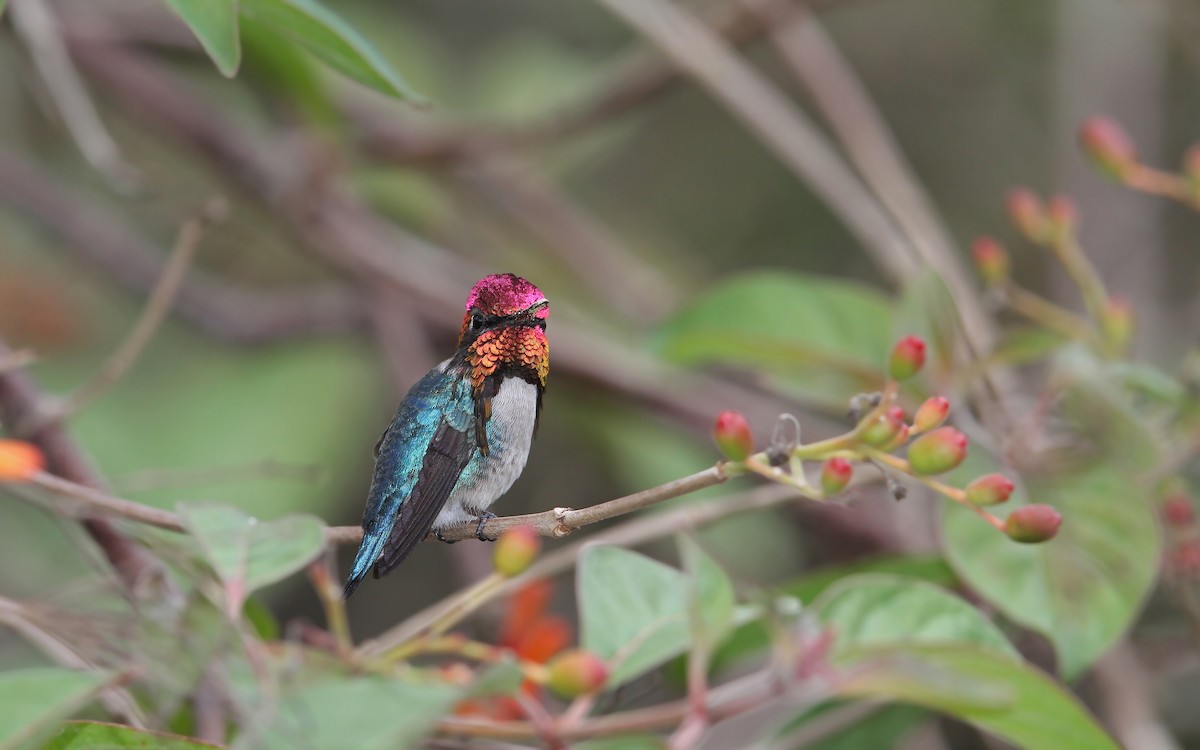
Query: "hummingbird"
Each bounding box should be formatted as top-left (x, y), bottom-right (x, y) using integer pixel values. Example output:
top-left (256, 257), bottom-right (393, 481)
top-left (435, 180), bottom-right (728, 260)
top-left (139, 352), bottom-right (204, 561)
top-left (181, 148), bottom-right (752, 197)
top-left (343, 274), bottom-right (549, 598)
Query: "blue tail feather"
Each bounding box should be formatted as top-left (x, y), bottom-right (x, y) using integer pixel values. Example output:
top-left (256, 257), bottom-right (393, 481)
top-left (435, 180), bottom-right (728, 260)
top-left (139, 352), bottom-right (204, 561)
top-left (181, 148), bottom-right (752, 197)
top-left (343, 521), bottom-right (389, 598)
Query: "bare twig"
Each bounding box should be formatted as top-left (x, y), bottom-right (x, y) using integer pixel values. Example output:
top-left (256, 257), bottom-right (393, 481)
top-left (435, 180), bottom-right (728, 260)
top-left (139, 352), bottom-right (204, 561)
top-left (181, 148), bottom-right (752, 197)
top-left (24, 200), bottom-right (224, 433)
top-left (755, 1), bottom-right (997, 353)
top-left (591, 0), bottom-right (920, 283)
top-left (0, 145), bottom-right (370, 344)
top-left (10, 0), bottom-right (139, 189)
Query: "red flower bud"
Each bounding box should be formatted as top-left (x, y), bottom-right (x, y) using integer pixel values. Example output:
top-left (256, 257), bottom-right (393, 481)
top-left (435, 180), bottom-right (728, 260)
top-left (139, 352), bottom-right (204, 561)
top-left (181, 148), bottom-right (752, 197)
top-left (888, 336), bottom-right (927, 381)
top-left (912, 397), bottom-right (949, 434)
top-left (1004, 504), bottom-right (1062, 543)
top-left (713, 411), bottom-right (753, 461)
top-left (493, 525), bottom-right (540, 577)
top-left (0, 440), bottom-right (45, 482)
top-left (545, 649), bottom-right (609, 697)
top-left (861, 406), bottom-right (906, 448)
top-left (1163, 495), bottom-right (1195, 527)
top-left (1006, 188), bottom-right (1048, 242)
top-left (1079, 117), bottom-right (1137, 180)
top-left (965, 473), bottom-right (1015, 506)
top-left (1098, 296), bottom-right (1134, 352)
top-left (971, 237), bottom-right (1009, 286)
top-left (821, 457), bottom-right (853, 496)
top-left (906, 427), bottom-right (968, 475)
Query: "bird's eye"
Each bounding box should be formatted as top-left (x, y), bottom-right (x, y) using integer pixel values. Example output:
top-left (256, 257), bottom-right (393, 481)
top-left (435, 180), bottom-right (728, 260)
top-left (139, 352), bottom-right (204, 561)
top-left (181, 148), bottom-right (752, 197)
top-left (470, 313), bottom-right (484, 330)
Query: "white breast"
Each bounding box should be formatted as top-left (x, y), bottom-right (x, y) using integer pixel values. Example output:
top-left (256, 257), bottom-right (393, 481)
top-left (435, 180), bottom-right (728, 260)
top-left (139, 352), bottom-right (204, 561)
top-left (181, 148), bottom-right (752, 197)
top-left (432, 377), bottom-right (539, 529)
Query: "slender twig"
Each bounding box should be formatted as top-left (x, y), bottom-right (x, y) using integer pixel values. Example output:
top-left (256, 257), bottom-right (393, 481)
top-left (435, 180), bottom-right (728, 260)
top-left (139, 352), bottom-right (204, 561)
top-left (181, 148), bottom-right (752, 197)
top-left (23, 200), bottom-right (223, 433)
top-left (307, 555), bottom-right (354, 658)
top-left (999, 283), bottom-right (1097, 343)
top-left (592, 0), bottom-right (920, 283)
top-left (10, 0), bottom-right (139, 189)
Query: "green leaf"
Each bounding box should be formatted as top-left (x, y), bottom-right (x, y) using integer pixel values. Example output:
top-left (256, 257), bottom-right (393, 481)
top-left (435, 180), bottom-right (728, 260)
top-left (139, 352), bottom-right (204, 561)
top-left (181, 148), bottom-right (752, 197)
top-left (578, 546), bottom-right (752, 687)
top-left (812, 574), bottom-right (1017, 659)
top-left (943, 461), bottom-right (1158, 678)
top-left (711, 555), bottom-right (957, 673)
top-left (0, 0), bottom-right (8, 19)
top-left (655, 272), bottom-right (894, 407)
top-left (43, 721), bottom-right (220, 749)
top-left (988, 327), bottom-right (1070, 367)
top-left (837, 645), bottom-right (1120, 750)
top-left (679, 536), bottom-right (736, 649)
top-left (0, 668), bottom-right (109, 749)
top-left (253, 676), bottom-right (461, 750)
top-left (239, 16), bottom-right (336, 124)
top-left (239, 0), bottom-right (422, 101)
top-left (777, 704), bottom-right (927, 750)
top-left (178, 503), bottom-right (326, 616)
top-left (163, 0), bottom-right (241, 77)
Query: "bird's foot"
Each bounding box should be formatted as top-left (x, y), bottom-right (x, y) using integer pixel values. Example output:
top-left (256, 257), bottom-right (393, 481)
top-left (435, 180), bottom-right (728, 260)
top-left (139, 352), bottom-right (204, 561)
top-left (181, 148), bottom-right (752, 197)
top-left (475, 511), bottom-right (498, 542)
top-left (433, 528), bottom-right (457, 544)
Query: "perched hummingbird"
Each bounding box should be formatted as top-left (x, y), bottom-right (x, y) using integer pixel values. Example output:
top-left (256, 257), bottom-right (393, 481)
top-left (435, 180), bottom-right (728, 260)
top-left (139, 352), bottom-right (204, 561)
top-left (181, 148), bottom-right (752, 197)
top-left (343, 274), bottom-right (549, 598)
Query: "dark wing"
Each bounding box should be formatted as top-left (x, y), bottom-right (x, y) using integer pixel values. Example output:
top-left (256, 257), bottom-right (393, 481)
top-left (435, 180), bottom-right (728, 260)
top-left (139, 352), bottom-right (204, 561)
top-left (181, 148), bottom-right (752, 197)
top-left (372, 420), bottom-right (473, 578)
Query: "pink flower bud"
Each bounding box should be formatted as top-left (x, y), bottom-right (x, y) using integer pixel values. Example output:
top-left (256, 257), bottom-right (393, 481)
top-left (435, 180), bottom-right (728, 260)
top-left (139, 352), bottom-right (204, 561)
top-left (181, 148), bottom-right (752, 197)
top-left (0, 440), bottom-right (45, 482)
top-left (713, 411), bottom-right (753, 461)
top-left (1006, 188), bottom-right (1048, 242)
top-left (1163, 495), bottom-right (1195, 527)
top-left (821, 457), bottom-right (853, 496)
top-left (493, 525), bottom-right (540, 577)
top-left (1098, 296), bottom-right (1134, 352)
top-left (1079, 117), bottom-right (1137, 180)
top-left (888, 336), bottom-right (927, 381)
top-left (1005, 504), bottom-right (1062, 543)
top-left (1170, 539), bottom-right (1200, 577)
top-left (971, 237), bottom-right (1009, 286)
top-left (965, 473), bottom-right (1015, 506)
top-left (912, 397), bottom-right (949, 433)
top-left (861, 406), bottom-right (906, 448)
top-left (906, 427), bottom-right (968, 475)
top-left (546, 649), bottom-right (609, 697)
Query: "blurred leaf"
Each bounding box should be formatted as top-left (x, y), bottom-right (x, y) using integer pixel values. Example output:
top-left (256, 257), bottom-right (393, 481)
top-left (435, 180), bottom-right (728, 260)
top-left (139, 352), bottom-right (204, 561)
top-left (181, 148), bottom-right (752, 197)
top-left (0, 0), bottom-right (9, 18)
top-left (178, 503), bottom-right (325, 616)
top-left (894, 269), bottom-right (960, 376)
top-left (251, 676), bottom-right (460, 750)
top-left (242, 596), bottom-right (280, 640)
top-left (578, 546), bottom-right (753, 687)
top-left (943, 460), bottom-right (1158, 678)
top-left (655, 272), bottom-right (894, 407)
top-left (988, 327), bottom-right (1070, 367)
top-left (43, 721), bottom-right (219, 749)
top-left (837, 645), bottom-right (1120, 750)
top-left (711, 554), bottom-right (956, 673)
top-left (812, 574), bottom-right (1017, 659)
top-left (0, 668), bottom-right (108, 749)
top-left (780, 704), bottom-right (927, 750)
top-left (464, 660), bottom-right (524, 698)
top-left (163, 0), bottom-right (240, 77)
top-left (1054, 346), bottom-right (1161, 470)
top-left (239, 0), bottom-right (422, 101)
top-left (1111, 362), bottom-right (1190, 408)
top-left (679, 536), bottom-right (735, 649)
top-left (239, 16), bottom-right (335, 124)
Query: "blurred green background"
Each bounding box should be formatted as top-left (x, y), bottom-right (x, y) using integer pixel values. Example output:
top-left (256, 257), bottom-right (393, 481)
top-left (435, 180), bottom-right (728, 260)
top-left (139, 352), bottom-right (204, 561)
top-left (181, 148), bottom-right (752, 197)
top-left (1, 0), bottom-right (1199, 741)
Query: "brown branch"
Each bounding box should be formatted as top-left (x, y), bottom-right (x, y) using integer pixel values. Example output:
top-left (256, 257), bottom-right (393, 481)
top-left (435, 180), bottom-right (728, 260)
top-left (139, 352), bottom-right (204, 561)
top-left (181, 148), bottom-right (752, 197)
top-left (0, 336), bottom-right (163, 591)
